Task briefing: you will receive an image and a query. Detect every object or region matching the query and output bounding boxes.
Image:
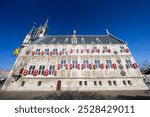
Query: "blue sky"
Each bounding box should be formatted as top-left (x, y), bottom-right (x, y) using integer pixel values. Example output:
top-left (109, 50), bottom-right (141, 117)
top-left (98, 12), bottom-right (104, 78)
top-left (0, 0), bottom-right (150, 69)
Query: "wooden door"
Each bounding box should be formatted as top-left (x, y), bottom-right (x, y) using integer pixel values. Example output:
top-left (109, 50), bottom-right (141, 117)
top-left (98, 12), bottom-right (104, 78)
top-left (56, 80), bottom-right (61, 91)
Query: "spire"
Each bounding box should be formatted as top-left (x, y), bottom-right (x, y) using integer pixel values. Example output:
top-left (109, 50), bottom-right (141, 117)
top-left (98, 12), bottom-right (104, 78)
top-left (43, 18), bottom-right (49, 27)
top-left (28, 25), bottom-right (35, 35)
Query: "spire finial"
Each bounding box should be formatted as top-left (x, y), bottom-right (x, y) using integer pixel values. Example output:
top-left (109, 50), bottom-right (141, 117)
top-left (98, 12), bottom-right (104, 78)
top-left (73, 30), bottom-right (76, 35)
top-left (106, 28), bottom-right (110, 35)
top-left (44, 17), bottom-right (49, 27)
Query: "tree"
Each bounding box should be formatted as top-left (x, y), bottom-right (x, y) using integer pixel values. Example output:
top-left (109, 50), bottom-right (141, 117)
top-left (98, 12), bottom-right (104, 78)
top-left (139, 61), bottom-right (150, 74)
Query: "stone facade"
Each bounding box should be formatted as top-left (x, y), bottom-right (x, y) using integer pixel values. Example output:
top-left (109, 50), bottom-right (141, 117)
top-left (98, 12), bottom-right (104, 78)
top-left (2, 20), bottom-right (148, 91)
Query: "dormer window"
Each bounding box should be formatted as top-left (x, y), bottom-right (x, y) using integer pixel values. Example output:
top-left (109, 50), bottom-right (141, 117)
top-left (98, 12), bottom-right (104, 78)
top-left (71, 38), bottom-right (77, 44)
top-left (64, 38), bottom-right (68, 44)
top-left (81, 38), bottom-right (85, 44)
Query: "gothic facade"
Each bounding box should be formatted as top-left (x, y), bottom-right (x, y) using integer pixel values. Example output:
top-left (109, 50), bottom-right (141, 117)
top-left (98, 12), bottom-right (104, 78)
top-left (2, 20), bottom-right (148, 91)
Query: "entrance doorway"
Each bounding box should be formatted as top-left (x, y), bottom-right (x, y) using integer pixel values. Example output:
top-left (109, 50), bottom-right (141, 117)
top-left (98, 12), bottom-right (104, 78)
top-left (56, 80), bottom-right (61, 91)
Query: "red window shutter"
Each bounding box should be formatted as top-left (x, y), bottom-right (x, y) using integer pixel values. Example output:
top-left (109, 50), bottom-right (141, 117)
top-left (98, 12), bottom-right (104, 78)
top-left (89, 64), bottom-right (92, 69)
top-left (50, 51), bottom-right (53, 55)
top-left (70, 64), bottom-right (72, 69)
top-left (113, 63), bottom-right (117, 69)
top-left (87, 49), bottom-right (89, 53)
top-left (40, 51), bottom-right (44, 55)
top-left (93, 64), bottom-right (96, 69)
top-left (133, 63), bottom-right (138, 69)
top-left (108, 49), bottom-right (111, 53)
top-left (91, 49), bottom-right (94, 53)
top-left (70, 49), bottom-right (73, 53)
top-left (66, 64), bottom-right (68, 69)
top-left (82, 64), bottom-right (84, 69)
top-left (125, 48), bottom-right (129, 53)
top-left (57, 64), bottom-right (60, 69)
top-left (77, 64), bottom-right (80, 69)
top-left (23, 70), bottom-right (28, 76)
top-left (60, 51), bottom-right (62, 55)
top-left (97, 49), bottom-right (100, 53)
top-left (33, 70), bottom-right (38, 76)
top-left (54, 70), bottom-right (56, 75)
top-left (77, 49), bottom-right (78, 53)
top-left (44, 70), bottom-right (49, 76)
top-left (100, 64), bottom-right (104, 69)
top-left (31, 51), bottom-right (35, 55)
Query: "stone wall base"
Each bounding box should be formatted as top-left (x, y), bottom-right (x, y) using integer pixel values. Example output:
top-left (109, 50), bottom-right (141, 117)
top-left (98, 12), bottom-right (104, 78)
top-left (2, 77), bottom-right (148, 91)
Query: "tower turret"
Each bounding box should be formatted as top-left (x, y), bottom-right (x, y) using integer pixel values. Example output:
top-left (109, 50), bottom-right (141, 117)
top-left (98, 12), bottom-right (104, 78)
top-left (22, 26), bottom-right (35, 44)
top-left (38, 19), bottom-right (48, 38)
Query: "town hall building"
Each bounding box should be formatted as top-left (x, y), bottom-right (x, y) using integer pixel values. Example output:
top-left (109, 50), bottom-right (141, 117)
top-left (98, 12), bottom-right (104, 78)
top-left (2, 20), bottom-right (148, 91)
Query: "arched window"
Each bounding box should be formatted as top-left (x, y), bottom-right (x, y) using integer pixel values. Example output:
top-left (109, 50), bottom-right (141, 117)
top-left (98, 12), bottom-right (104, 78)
top-left (94, 81), bottom-right (97, 86)
top-left (79, 81), bottom-right (82, 86)
top-left (108, 81), bottom-right (112, 86)
top-left (99, 81), bottom-right (102, 86)
top-left (128, 80), bottom-right (132, 86)
top-left (123, 81), bottom-right (127, 86)
top-left (21, 81), bottom-right (25, 87)
top-left (113, 81), bottom-right (117, 86)
top-left (38, 81), bottom-right (42, 86)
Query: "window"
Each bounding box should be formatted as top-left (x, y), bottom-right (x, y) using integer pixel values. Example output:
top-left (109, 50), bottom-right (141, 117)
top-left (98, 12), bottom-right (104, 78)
top-left (95, 60), bottom-right (100, 68)
top-left (128, 80), bottom-right (132, 86)
top-left (123, 81), bottom-right (127, 85)
top-left (72, 38), bottom-right (77, 44)
top-left (113, 81), bottom-right (117, 86)
top-left (81, 38), bottom-right (85, 44)
top-left (125, 59), bottom-right (132, 68)
top-left (61, 60), bottom-right (66, 69)
top-left (49, 65), bottom-right (55, 75)
top-left (28, 65), bottom-right (35, 75)
top-left (108, 81), bottom-right (112, 86)
top-left (83, 60), bottom-right (89, 68)
top-left (94, 81), bottom-right (97, 86)
top-left (45, 49), bottom-right (49, 55)
top-left (38, 65), bottom-right (45, 75)
top-left (106, 60), bottom-right (112, 68)
top-left (99, 81), bottom-right (102, 86)
top-left (84, 81), bottom-right (87, 86)
top-left (73, 48), bottom-right (77, 53)
top-left (103, 47), bottom-right (107, 52)
top-left (120, 46), bottom-right (125, 52)
top-left (62, 48), bottom-right (66, 54)
top-left (21, 81), bottom-right (25, 87)
top-left (38, 81), bottom-right (42, 86)
top-left (53, 49), bottom-right (58, 55)
top-left (36, 49), bottom-right (40, 55)
top-left (72, 60), bottom-right (78, 69)
top-left (79, 81), bottom-right (82, 86)
top-left (93, 47), bottom-right (97, 53)
top-left (83, 47), bottom-right (87, 53)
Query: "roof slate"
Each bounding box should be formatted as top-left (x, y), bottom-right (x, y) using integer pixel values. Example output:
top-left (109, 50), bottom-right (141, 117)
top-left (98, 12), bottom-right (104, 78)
top-left (31, 35), bottom-right (125, 44)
